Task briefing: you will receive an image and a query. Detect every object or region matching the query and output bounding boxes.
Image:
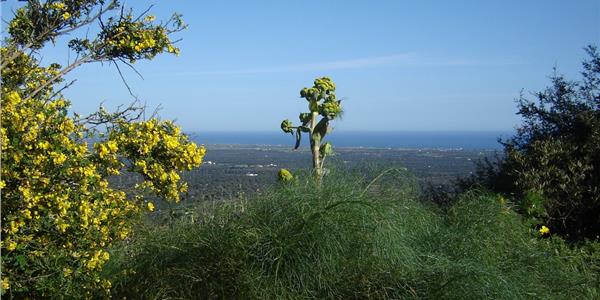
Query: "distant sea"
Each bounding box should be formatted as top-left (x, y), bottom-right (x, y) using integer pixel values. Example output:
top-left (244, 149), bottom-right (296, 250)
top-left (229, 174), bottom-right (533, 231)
top-left (187, 131), bottom-right (513, 150)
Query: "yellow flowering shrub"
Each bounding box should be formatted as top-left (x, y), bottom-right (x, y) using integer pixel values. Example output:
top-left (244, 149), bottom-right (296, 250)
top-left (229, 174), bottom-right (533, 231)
top-left (97, 14), bottom-right (182, 62)
top-left (1, 1), bottom-right (202, 298)
top-left (103, 119), bottom-right (206, 201)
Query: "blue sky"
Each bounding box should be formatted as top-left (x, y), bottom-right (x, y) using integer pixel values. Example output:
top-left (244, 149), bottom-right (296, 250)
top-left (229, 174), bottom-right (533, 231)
top-left (2, 0), bottom-right (600, 132)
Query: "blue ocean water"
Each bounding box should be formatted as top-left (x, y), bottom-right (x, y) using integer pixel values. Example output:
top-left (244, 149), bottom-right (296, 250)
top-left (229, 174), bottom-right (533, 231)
top-left (188, 131), bottom-right (513, 150)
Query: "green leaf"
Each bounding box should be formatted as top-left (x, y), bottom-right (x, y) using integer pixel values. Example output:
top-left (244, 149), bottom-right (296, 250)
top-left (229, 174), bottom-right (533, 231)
top-left (15, 255), bottom-right (28, 268)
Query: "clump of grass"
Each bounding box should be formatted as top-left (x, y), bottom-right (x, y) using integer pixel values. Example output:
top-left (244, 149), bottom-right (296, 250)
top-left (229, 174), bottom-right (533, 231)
top-left (420, 191), bottom-right (599, 299)
top-left (105, 168), bottom-right (599, 299)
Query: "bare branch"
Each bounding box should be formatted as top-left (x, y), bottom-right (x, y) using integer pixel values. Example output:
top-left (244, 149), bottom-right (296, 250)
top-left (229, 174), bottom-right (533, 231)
top-left (132, 4), bottom-right (155, 22)
top-left (112, 59), bottom-right (139, 100)
top-left (77, 100), bottom-right (146, 127)
top-left (118, 58), bottom-right (144, 79)
top-left (149, 103), bottom-right (162, 119)
top-left (47, 79), bottom-right (77, 101)
top-left (23, 53), bottom-right (93, 101)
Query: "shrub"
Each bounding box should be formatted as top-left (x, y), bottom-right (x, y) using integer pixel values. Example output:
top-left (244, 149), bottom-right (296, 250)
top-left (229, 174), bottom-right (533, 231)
top-left (425, 192), bottom-right (598, 299)
top-left (107, 168), bottom-right (436, 299)
top-left (467, 45), bottom-right (600, 241)
top-left (106, 168), bottom-right (599, 299)
top-left (1, 1), bottom-right (204, 297)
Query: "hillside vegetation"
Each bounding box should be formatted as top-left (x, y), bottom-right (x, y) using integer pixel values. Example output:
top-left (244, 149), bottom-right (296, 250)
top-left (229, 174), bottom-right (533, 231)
top-left (2, 1), bottom-right (599, 298)
top-left (106, 169), bottom-right (599, 299)
top-left (462, 46), bottom-right (600, 241)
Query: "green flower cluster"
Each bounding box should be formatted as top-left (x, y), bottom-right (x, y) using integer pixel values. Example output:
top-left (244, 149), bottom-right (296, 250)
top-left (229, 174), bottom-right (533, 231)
top-left (277, 168), bottom-right (294, 183)
top-left (298, 77), bottom-right (342, 119)
top-left (281, 119), bottom-right (293, 133)
top-left (319, 98), bottom-right (342, 119)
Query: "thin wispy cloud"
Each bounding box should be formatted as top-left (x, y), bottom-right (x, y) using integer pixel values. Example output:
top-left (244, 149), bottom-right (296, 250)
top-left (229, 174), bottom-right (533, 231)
top-left (153, 53), bottom-right (519, 77)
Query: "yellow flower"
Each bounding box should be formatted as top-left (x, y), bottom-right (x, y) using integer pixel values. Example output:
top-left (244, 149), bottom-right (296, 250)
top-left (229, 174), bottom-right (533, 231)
top-left (38, 140), bottom-right (50, 150)
top-left (0, 180), bottom-right (5, 189)
top-left (147, 202), bottom-right (155, 212)
top-left (86, 259), bottom-right (97, 270)
top-left (107, 140), bottom-right (118, 152)
top-left (107, 168), bottom-right (120, 175)
top-left (83, 165), bottom-right (96, 177)
top-left (61, 12), bottom-right (71, 20)
top-left (118, 228), bottom-right (129, 240)
top-left (164, 136), bottom-right (178, 149)
top-left (57, 223), bottom-right (69, 233)
top-left (146, 120), bottom-right (155, 130)
top-left (6, 241), bottom-right (17, 251)
top-left (63, 267), bottom-right (72, 277)
top-left (169, 171), bottom-right (180, 182)
top-left (135, 160), bottom-right (147, 172)
top-left (50, 2), bottom-right (66, 10)
top-left (2, 277), bottom-right (9, 291)
top-left (101, 279), bottom-right (112, 289)
top-left (22, 209), bottom-right (32, 219)
top-left (144, 15), bottom-right (156, 22)
top-left (97, 144), bottom-right (109, 158)
top-left (52, 152), bottom-right (67, 165)
top-left (7, 221), bottom-right (19, 234)
top-left (539, 225), bottom-right (550, 236)
top-left (6, 91), bottom-right (21, 104)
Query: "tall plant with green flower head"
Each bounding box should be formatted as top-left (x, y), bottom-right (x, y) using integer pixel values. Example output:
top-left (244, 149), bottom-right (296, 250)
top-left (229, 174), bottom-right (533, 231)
top-left (280, 77), bottom-right (342, 182)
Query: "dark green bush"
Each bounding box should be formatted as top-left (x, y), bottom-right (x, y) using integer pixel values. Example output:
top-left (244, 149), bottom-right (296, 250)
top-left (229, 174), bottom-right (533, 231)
top-left (465, 45), bottom-right (600, 241)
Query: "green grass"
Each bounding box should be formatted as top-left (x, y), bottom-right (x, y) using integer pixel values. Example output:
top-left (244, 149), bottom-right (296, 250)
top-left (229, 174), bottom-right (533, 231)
top-left (105, 168), bottom-right (599, 299)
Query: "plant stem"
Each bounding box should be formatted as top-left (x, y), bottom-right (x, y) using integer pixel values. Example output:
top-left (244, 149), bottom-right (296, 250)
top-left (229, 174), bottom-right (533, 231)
top-left (310, 111), bottom-right (322, 183)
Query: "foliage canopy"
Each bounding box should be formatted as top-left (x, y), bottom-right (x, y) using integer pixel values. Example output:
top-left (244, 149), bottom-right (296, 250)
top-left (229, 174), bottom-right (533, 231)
top-left (1, 1), bottom-right (205, 297)
top-left (470, 45), bottom-right (600, 241)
